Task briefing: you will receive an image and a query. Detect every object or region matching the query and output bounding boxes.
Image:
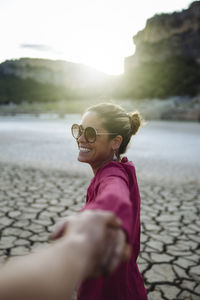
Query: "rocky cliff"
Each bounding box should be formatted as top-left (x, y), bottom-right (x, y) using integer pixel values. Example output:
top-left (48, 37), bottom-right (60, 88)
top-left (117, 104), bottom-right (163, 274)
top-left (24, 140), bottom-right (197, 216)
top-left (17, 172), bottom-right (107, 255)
top-left (122, 1), bottom-right (200, 99)
top-left (125, 1), bottom-right (200, 71)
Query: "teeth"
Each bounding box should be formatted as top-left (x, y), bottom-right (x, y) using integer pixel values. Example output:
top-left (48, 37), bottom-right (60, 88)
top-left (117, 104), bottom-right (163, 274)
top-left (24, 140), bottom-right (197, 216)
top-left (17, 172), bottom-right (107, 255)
top-left (79, 147), bottom-right (91, 153)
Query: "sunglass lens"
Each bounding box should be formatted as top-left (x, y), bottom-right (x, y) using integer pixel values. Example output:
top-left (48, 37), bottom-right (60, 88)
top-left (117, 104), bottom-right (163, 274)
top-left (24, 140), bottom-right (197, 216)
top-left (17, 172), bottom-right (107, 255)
top-left (85, 127), bottom-right (96, 143)
top-left (72, 124), bottom-right (80, 139)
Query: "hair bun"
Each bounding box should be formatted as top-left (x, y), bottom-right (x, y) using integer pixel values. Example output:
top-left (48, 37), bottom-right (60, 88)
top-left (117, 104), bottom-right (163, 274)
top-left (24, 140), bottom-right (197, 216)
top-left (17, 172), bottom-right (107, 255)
top-left (128, 111), bottom-right (142, 135)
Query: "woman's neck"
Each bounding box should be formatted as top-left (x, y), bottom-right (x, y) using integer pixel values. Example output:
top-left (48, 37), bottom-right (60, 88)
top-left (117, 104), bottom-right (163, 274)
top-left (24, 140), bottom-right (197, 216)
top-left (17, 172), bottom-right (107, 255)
top-left (91, 157), bottom-right (120, 175)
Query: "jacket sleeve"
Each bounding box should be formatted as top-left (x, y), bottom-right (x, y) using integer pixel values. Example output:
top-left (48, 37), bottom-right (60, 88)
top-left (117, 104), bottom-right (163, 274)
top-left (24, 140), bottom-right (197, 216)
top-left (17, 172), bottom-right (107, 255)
top-left (85, 170), bottom-right (133, 241)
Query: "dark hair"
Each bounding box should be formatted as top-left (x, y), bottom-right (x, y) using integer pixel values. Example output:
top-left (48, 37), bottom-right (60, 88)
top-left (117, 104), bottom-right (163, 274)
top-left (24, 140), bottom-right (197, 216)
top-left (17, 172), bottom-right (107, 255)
top-left (86, 103), bottom-right (143, 155)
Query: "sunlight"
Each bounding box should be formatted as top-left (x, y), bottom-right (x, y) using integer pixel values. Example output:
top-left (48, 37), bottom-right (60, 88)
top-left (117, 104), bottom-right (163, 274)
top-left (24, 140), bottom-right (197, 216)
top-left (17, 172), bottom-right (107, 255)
top-left (0, 0), bottom-right (192, 75)
top-left (40, 0), bottom-right (137, 75)
top-left (60, 31), bottom-right (130, 74)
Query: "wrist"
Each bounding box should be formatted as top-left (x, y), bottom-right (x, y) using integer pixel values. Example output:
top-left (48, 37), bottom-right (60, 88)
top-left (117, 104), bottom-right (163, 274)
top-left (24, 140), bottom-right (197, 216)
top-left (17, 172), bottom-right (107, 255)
top-left (56, 235), bottom-right (93, 280)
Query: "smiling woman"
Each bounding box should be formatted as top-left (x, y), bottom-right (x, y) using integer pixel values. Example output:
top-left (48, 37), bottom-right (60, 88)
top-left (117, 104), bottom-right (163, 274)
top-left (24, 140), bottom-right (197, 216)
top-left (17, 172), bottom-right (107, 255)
top-left (71, 103), bottom-right (147, 300)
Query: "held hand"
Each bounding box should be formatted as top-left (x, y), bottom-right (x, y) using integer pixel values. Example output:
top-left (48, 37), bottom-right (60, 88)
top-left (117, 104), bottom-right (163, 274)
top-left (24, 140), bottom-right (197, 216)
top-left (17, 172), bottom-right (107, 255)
top-left (50, 210), bottom-right (131, 277)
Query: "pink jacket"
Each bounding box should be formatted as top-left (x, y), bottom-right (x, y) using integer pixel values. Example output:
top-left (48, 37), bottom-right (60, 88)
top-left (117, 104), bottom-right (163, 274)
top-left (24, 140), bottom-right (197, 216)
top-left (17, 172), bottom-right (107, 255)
top-left (77, 157), bottom-right (147, 300)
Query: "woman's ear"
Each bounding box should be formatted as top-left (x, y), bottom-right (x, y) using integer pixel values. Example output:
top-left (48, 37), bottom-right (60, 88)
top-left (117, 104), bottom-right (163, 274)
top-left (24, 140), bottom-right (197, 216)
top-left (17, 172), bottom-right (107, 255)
top-left (112, 135), bottom-right (123, 150)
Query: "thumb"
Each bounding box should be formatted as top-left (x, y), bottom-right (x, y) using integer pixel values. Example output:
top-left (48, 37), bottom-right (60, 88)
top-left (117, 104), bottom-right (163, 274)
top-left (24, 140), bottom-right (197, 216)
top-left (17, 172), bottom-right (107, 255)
top-left (50, 222), bottom-right (67, 241)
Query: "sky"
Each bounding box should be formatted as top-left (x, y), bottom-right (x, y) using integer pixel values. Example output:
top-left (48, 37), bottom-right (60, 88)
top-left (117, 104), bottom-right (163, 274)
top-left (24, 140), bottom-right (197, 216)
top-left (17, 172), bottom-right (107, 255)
top-left (0, 0), bottom-right (192, 74)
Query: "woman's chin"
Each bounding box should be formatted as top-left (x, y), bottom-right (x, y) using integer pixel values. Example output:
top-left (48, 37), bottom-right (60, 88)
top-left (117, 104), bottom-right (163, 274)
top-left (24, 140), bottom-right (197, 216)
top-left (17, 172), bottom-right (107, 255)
top-left (77, 152), bottom-right (91, 163)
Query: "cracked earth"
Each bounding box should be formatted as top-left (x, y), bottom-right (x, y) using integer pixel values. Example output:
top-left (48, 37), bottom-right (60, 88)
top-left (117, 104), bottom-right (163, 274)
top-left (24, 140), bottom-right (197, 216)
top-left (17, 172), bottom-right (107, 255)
top-left (0, 164), bottom-right (199, 300)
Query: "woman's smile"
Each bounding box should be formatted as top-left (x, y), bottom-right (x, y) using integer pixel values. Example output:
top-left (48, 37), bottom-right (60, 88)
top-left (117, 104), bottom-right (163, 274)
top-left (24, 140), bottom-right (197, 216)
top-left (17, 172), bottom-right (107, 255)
top-left (79, 147), bottom-right (92, 153)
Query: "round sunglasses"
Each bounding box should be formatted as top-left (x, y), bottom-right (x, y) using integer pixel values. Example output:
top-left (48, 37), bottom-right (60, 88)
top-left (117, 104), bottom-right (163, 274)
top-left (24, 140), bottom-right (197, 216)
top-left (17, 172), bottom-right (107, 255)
top-left (71, 123), bottom-right (117, 143)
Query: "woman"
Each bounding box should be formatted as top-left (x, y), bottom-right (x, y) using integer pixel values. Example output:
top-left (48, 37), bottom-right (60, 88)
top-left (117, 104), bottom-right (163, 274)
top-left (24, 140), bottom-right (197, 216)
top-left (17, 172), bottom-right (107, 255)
top-left (71, 103), bottom-right (147, 300)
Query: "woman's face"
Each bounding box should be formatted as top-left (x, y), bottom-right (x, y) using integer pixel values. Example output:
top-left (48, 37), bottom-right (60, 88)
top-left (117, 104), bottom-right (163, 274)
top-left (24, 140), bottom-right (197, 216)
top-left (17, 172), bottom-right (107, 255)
top-left (76, 111), bottom-right (115, 173)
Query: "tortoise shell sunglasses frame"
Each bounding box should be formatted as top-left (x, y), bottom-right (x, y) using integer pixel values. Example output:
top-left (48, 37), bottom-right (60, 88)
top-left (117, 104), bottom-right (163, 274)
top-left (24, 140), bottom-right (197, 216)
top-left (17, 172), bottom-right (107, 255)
top-left (71, 123), bottom-right (118, 143)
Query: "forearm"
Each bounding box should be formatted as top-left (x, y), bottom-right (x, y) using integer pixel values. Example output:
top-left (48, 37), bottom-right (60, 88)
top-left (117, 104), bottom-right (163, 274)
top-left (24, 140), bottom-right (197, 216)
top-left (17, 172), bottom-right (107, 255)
top-left (0, 238), bottom-right (88, 300)
top-left (0, 210), bottom-right (126, 300)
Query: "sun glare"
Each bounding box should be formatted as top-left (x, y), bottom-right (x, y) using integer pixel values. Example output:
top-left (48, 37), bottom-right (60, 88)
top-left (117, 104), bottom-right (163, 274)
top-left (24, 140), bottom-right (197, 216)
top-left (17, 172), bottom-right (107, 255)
top-left (0, 0), bottom-right (192, 75)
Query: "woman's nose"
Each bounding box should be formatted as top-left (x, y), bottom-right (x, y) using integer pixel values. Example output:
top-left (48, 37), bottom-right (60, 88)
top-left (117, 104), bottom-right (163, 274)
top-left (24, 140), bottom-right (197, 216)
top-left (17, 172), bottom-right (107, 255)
top-left (77, 131), bottom-right (86, 143)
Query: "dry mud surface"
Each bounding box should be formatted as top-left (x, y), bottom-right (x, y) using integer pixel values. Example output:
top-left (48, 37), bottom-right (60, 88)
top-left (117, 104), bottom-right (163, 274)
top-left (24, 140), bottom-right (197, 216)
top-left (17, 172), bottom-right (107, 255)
top-left (0, 117), bottom-right (200, 299)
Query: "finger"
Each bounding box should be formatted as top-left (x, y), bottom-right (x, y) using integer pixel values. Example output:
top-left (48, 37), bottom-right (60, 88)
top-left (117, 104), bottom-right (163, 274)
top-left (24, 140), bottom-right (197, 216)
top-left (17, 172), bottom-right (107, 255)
top-left (100, 228), bottom-right (117, 268)
top-left (96, 228), bottom-right (123, 276)
top-left (109, 243), bottom-right (131, 272)
top-left (50, 222), bottom-right (67, 241)
top-left (93, 210), bottom-right (122, 228)
top-left (50, 214), bottom-right (78, 241)
top-left (108, 234), bottom-right (125, 272)
top-left (89, 228), bottom-right (118, 277)
top-left (122, 244), bottom-right (131, 262)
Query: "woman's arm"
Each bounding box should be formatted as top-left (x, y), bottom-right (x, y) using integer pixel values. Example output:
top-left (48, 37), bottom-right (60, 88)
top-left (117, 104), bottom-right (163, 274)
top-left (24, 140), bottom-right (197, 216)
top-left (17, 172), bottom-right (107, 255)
top-left (86, 174), bottom-right (134, 242)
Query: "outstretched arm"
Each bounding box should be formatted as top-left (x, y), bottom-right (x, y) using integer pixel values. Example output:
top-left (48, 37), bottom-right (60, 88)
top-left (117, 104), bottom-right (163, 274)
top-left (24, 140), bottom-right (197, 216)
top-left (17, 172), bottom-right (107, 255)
top-left (0, 210), bottom-right (129, 300)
